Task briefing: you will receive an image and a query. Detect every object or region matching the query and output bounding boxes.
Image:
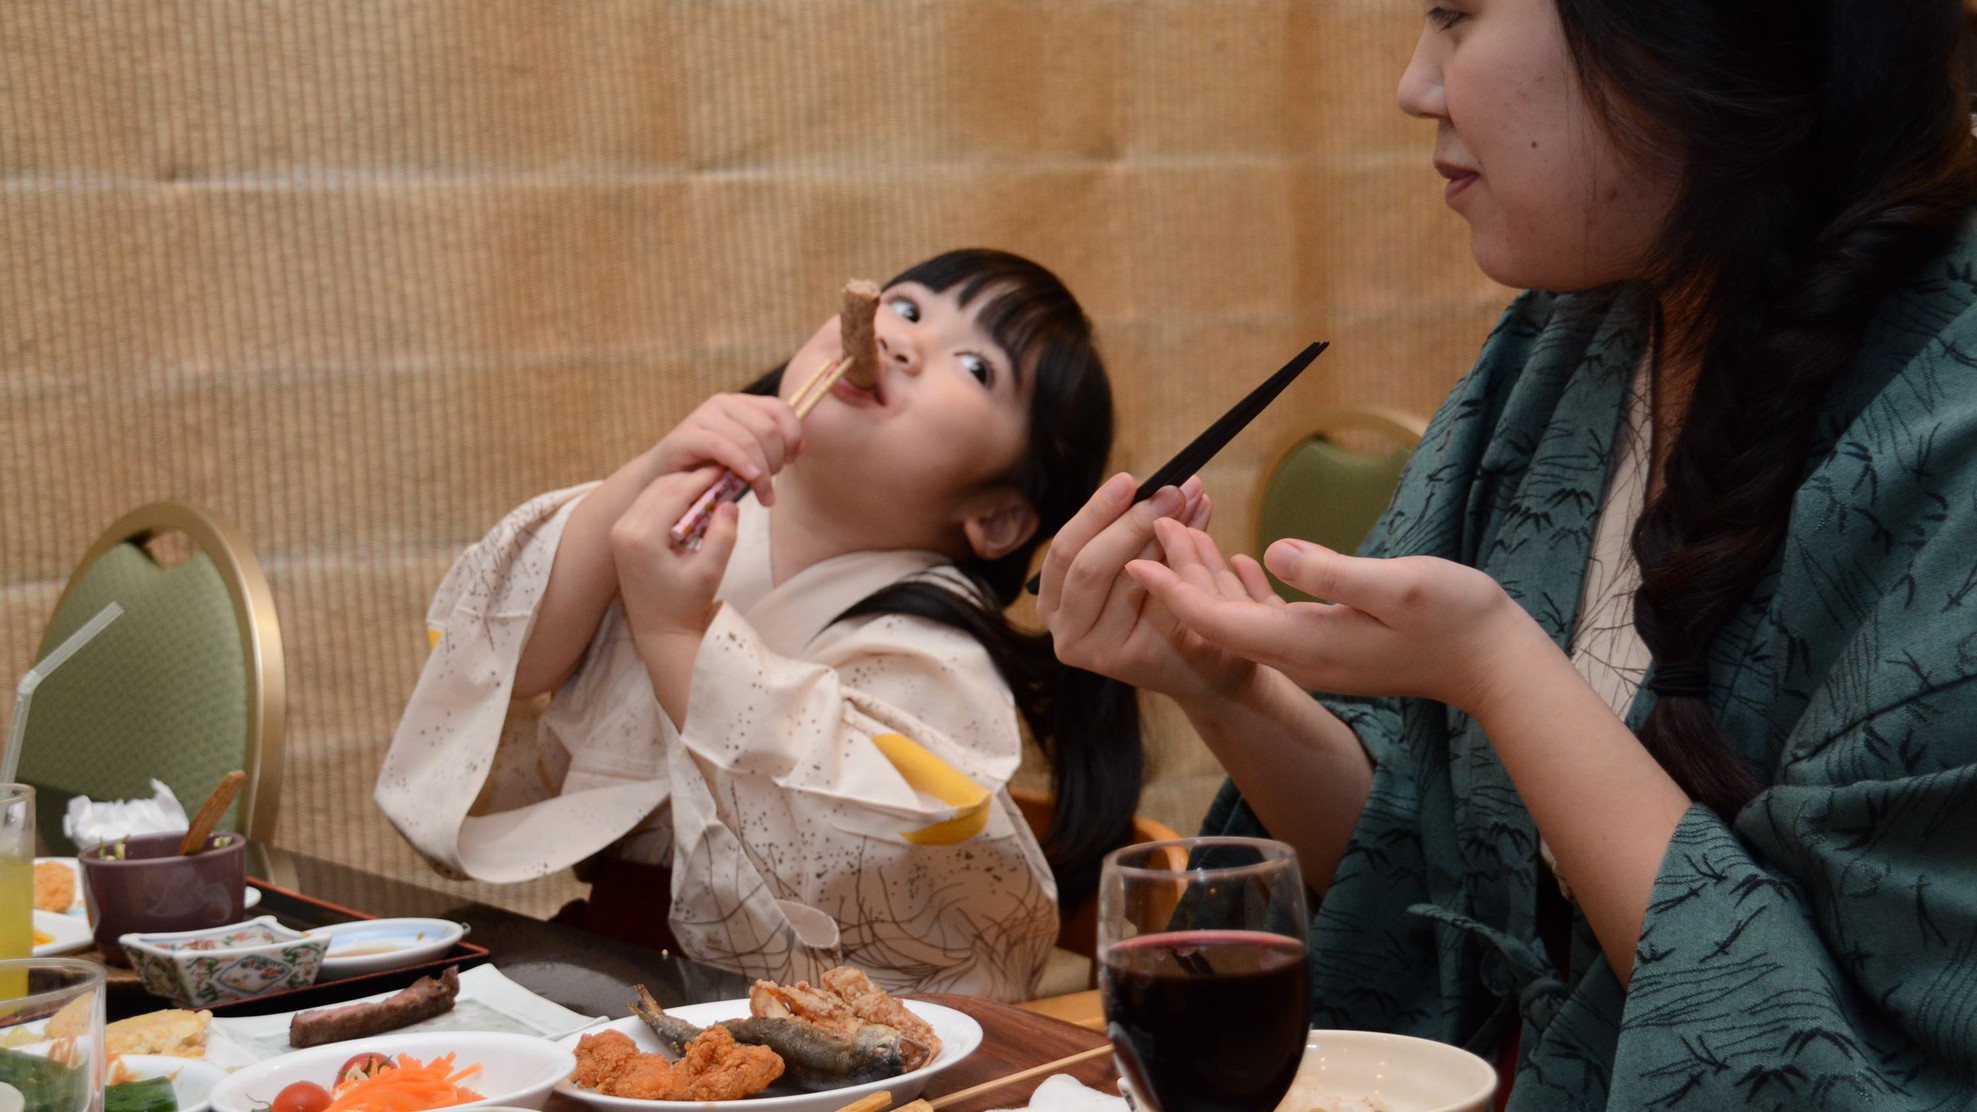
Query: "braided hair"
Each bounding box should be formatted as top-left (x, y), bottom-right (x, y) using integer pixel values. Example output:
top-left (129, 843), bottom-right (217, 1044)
top-left (1555, 0), bottom-right (1977, 817)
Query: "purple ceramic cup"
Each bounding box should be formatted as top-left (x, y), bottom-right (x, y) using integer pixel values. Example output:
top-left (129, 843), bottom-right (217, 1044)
top-left (79, 831), bottom-right (247, 966)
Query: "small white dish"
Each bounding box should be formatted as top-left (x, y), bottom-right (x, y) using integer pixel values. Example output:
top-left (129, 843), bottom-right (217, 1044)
top-left (36, 856), bottom-right (260, 917)
top-left (1274, 1029), bottom-right (1497, 1112)
top-left (553, 999), bottom-right (982, 1112)
top-left (121, 915), bottom-right (328, 1008)
top-left (114, 1055), bottom-right (228, 1112)
top-left (312, 918), bottom-right (468, 978)
top-left (208, 1030), bottom-right (577, 1112)
top-left (32, 908), bottom-right (93, 955)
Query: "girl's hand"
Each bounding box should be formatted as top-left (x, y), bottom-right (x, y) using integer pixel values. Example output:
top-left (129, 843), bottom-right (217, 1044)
top-left (1127, 523), bottom-right (1551, 717)
top-left (647, 392), bottom-right (804, 505)
top-left (1037, 472), bottom-right (1256, 704)
top-left (610, 465), bottom-right (739, 648)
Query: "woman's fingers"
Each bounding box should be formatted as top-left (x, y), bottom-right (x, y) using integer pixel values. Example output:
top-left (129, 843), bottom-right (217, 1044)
top-left (1265, 539), bottom-right (1400, 614)
top-left (1046, 476), bottom-right (1187, 628)
top-left (1131, 559), bottom-right (1314, 666)
top-left (1036, 471), bottom-right (1136, 617)
top-left (1230, 554), bottom-right (1283, 606)
top-left (1184, 489), bottom-right (1213, 531)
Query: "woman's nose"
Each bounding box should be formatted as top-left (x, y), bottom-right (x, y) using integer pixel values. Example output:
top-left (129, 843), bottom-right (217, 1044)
top-left (1396, 27), bottom-right (1446, 120)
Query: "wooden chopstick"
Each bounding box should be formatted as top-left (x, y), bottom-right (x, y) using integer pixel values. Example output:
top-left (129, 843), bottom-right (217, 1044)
top-left (179, 770), bottom-right (245, 855)
top-left (922, 1043), bottom-right (1114, 1110)
top-left (792, 354), bottom-right (855, 419)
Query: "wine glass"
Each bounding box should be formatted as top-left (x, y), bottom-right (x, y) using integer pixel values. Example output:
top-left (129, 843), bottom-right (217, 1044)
top-left (1097, 837), bottom-right (1310, 1112)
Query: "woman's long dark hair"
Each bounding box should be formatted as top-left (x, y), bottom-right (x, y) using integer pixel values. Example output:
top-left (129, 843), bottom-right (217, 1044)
top-left (747, 248), bottom-right (1142, 914)
top-left (1555, 0), bottom-right (1977, 817)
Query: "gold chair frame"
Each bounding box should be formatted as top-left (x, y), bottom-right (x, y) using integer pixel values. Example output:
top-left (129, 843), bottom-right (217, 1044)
top-left (47, 501), bottom-right (287, 844)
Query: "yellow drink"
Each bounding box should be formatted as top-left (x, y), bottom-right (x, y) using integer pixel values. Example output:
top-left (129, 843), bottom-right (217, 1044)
top-left (2, 785), bottom-right (31, 999)
top-left (1, 856), bottom-right (29, 954)
top-left (1, 855), bottom-right (29, 998)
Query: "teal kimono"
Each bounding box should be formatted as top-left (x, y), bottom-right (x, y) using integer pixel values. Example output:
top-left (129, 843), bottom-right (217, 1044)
top-left (1207, 230), bottom-right (1977, 1109)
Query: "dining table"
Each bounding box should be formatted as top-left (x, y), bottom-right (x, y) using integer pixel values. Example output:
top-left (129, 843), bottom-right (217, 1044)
top-left (89, 844), bottom-right (1119, 1112)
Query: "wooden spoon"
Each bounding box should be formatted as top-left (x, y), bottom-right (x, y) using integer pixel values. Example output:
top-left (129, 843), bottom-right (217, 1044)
top-left (179, 769), bottom-right (245, 855)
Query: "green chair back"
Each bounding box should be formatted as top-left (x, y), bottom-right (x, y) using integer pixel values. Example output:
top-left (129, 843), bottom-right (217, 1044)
top-left (17, 503), bottom-right (284, 854)
top-left (1255, 408), bottom-right (1425, 603)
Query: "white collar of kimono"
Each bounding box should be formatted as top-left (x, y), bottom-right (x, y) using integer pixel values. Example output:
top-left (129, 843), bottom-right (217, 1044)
top-left (716, 492), bottom-right (951, 657)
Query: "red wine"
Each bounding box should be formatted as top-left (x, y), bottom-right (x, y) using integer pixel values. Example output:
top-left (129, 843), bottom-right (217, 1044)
top-left (1100, 930), bottom-right (1308, 1112)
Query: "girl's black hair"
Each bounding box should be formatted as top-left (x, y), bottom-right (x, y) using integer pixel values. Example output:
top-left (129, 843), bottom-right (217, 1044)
top-left (1555, 0), bottom-right (1977, 817)
top-left (745, 248), bottom-right (1141, 915)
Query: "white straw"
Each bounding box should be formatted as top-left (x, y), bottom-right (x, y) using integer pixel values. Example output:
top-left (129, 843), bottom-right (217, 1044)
top-left (1, 601), bottom-right (123, 784)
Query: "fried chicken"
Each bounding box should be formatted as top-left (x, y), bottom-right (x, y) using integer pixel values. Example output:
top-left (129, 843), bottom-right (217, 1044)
top-left (573, 1025), bottom-right (784, 1101)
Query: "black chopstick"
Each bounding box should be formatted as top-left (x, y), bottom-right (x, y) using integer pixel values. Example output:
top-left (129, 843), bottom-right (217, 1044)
top-left (1025, 340), bottom-right (1328, 594)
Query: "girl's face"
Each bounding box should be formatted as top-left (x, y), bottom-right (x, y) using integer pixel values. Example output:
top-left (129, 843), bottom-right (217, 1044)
top-left (1396, 0), bottom-right (1678, 290)
top-left (779, 280), bottom-right (1038, 559)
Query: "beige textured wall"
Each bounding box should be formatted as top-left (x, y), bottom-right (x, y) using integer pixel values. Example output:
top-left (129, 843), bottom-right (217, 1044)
top-left (0, 0), bottom-right (1508, 916)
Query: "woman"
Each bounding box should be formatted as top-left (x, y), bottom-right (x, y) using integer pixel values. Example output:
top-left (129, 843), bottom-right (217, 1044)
top-left (379, 249), bottom-right (1141, 1002)
top-left (1042, 0), bottom-right (1977, 1104)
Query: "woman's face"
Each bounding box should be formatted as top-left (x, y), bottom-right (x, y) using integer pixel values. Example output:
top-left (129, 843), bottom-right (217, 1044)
top-left (1396, 0), bottom-right (1678, 290)
top-left (778, 280), bottom-right (1037, 556)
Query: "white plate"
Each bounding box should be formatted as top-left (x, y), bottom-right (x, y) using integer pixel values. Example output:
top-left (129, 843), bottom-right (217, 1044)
top-left (553, 999), bottom-right (982, 1112)
top-left (114, 1055), bottom-right (228, 1112)
top-left (208, 1030), bottom-right (577, 1112)
top-left (1272, 1029), bottom-right (1497, 1112)
top-left (36, 856), bottom-right (260, 917)
top-left (311, 918), bottom-right (467, 978)
top-left (33, 908), bottom-right (93, 955)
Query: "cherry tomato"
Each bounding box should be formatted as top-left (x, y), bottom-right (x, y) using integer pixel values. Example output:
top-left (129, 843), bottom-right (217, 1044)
top-left (271, 1081), bottom-right (333, 1112)
top-left (336, 1053), bottom-right (390, 1087)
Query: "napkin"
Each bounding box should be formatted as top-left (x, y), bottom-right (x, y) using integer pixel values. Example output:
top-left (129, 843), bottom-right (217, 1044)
top-left (990, 1074), bottom-right (1129, 1112)
top-left (63, 779), bottom-right (189, 848)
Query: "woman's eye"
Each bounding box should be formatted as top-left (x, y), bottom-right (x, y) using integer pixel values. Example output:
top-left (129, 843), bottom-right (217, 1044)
top-left (1426, 6), bottom-right (1465, 29)
top-left (885, 296), bottom-right (920, 323)
top-left (959, 354), bottom-right (993, 386)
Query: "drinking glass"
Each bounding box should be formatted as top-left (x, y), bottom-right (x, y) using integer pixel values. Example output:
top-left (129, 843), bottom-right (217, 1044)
top-left (0, 958), bottom-right (106, 1112)
top-left (2, 785), bottom-right (32, 993)
top-left (1098, 837), bottom-right (1310, 1112)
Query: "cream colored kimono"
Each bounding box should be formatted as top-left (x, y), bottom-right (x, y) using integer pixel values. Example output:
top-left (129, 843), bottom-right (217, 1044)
top-left (376, 484), bottom-right (1057, 1000)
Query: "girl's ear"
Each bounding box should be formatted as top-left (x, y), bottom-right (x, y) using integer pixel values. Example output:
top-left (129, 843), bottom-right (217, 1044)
top-left (961, 490), bottom-right (1040, 562)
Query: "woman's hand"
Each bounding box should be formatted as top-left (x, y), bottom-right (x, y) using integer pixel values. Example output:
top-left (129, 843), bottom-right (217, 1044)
top-left (608, 466), bottom-right (742, 724)
top-left (1037, 472), bottom-right (1263, 705)
top-left (1127, 524), bottom-right (1552, 718)
top-left (645, 392), bottom-right (805, 506)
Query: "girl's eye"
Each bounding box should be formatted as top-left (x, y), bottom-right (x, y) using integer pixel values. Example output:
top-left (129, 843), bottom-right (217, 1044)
top-left (885, 296), bottom-right (920, 323)
top-left (1426, 6), bottom-right (1464, 29)
top-left (959, 353), bottom-right (993, 386)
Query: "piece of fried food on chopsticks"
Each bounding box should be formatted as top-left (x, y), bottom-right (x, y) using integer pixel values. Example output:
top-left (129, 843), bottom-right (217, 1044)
top-left (838, 279), bottom-right (881, 389)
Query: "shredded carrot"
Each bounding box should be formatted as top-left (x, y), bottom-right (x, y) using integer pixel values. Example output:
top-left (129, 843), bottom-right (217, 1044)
top-left (320, 1053), bottom-right (485, 1112)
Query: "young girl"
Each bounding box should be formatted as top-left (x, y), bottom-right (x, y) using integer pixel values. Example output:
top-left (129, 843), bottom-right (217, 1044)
top-left (1042, 0), bottom-right (1977, 1105)
top-left (378, 248), bottom-right (1141, 1001)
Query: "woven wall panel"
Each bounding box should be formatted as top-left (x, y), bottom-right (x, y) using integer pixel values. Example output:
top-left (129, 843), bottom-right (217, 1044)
top-left (2, 0), bottom-right (1508, 917)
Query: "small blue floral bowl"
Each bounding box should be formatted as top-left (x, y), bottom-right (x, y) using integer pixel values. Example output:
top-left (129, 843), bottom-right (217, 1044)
top-left (121, 915), bottom-right (327, 1008)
